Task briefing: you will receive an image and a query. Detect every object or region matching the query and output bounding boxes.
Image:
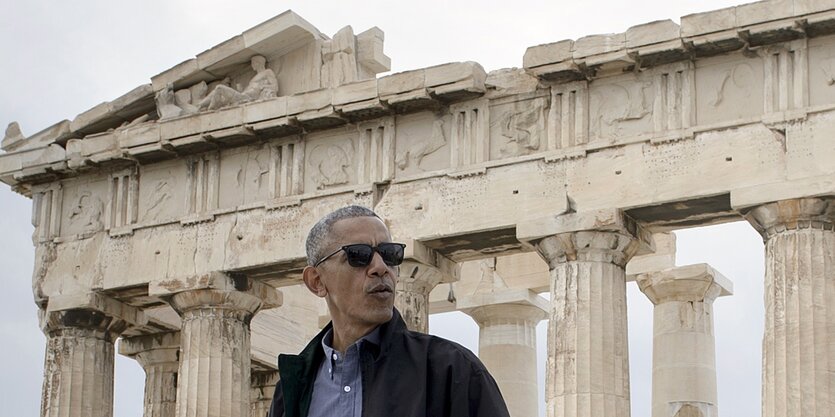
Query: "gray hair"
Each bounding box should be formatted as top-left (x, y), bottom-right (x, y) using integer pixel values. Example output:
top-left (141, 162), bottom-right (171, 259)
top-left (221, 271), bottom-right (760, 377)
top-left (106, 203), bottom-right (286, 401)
top-left (305, 205), bottom-right (380, 266)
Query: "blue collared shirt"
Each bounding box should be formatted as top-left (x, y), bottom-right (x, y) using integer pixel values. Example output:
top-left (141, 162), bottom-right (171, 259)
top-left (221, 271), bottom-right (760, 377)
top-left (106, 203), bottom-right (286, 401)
top-left (307, 327), bottom-right (381, 417)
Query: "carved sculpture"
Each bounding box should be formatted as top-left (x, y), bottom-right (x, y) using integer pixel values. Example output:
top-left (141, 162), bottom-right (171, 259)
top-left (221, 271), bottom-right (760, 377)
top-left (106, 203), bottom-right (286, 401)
top-left (156, 84), bottom-right (184, 120)
top-left (68, 192), bottom-right (103, 234)
top-left (497, 103), bottom-right (543, 157)
top-left (310, 144), bottom-right (350, 189)
top-left (396, 118), bottom-right (447, 171)
top-left (198, 55), bottom-right (278, 111)
top-left (709, 63), bottom-right (755, 107)
top-left (174, 90), bottom-right (199, 115)
top-left (1, 121), bottom-right (25, 151)
top-left (591, 81), bottom-right (652, 139)
top-left (322, 27), bottom-right (359, 89)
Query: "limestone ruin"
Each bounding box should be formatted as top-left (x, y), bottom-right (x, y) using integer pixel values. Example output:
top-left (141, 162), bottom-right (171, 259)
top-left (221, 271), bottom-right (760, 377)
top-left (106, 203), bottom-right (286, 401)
top-left (1, 3), bottom-right (834, 417)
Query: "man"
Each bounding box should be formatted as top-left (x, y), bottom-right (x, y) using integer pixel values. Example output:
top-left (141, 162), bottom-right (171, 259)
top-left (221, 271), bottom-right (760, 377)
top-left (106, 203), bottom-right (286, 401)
top-left (269, 205), bottom-right (510, 417)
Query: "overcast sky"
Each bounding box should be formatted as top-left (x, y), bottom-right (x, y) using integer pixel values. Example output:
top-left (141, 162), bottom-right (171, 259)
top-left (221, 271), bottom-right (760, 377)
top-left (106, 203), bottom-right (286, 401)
top-left (0, 1), bottom-right (766, 416)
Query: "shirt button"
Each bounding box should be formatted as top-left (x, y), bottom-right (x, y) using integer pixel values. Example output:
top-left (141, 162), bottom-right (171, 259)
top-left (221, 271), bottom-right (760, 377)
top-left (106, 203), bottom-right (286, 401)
top-left (332, 353), bottom-right (338, 360)
top-left (343, 386), bottom-right (351, 393)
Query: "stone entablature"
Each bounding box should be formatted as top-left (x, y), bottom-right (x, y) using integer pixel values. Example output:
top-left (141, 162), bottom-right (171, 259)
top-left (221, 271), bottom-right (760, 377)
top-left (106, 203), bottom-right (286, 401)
top-left (3, 1), bottom-right (835, 316)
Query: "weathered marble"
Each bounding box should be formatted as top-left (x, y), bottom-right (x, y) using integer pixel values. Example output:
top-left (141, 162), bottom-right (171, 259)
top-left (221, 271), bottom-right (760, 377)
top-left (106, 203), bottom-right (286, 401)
top-left (119, 332), bottom-right (181, 417)
top-left (165, 273), bottom-right (282, 417)
top-left (462, 293), bottom-right (548, 417)
top-left (39, 309), bottom-right (127, 417)
top-left (744, 197), bottom-right (835, 417)
top-left (638, 264), bottom-right (733, 417)
top-left (250, 370), bottom-right (279, 417)
top-left (520, 210), bottom-right (651, 417)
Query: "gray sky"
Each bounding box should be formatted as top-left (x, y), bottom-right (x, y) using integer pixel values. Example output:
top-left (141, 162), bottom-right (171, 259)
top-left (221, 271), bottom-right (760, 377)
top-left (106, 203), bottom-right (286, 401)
top-left (0, 1), bottom-right (765, 416)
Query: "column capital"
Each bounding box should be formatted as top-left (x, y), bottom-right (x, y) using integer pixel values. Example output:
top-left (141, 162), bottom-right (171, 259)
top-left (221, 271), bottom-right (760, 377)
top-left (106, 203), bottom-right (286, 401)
top-left (742, 197), bottom-right (835, 239)
top-left (637, 263), bottom-right (733, 304)
top-left (119, 332), bottom-right (180, 369)
top-left (461, 291), bottom-right (549, 325)
top-left (396, 238), bottom-right (460, 284)
top-left (39, 293), bottom-right (147, 340)
top-left (518, 209), bottom-right (653, 267)
top-left (156, 271), bottom-right (282, 321)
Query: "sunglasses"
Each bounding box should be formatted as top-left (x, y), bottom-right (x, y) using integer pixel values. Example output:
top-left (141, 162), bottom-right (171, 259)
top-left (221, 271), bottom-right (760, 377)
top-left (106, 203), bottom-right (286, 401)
top-left (314, 242), bottom-right (407, 267)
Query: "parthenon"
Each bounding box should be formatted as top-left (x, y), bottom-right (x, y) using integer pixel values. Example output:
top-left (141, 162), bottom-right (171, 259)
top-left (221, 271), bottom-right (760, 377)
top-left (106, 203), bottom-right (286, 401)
top-left (1, 2), bottom-right (834, 417)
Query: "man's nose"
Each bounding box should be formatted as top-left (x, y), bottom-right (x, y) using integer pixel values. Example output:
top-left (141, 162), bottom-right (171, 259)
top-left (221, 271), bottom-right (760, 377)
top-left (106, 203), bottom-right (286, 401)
top-left (367, 251), bottom-right (388, 276)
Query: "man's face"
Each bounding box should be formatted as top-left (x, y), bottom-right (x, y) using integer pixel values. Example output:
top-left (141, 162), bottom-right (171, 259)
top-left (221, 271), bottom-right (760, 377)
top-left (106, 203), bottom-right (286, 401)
top-left (315, 216), bottom-right (397, 329)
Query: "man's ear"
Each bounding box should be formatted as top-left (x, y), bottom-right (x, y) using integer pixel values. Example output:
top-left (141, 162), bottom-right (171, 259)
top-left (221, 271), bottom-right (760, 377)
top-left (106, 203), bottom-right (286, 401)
top-left (302, 266), bottom-right (328, 298)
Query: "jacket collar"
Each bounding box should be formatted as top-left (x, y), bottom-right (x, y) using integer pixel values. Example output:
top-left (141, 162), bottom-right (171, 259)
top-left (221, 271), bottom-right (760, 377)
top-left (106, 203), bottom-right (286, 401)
top-left (277, 308), bottom-right (408, 417)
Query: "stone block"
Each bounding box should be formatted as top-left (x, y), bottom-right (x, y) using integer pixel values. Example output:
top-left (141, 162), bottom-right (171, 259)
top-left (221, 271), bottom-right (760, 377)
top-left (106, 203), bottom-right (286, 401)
top-left (637, 263), bottom-right (733, 304)
top-left (200, 106), bottom-right (244, 133)
top-left (196, 35), bottom-right (247, 73)
top-left (243, 97), bottom-right (288, 124)
top-left (287, 88), bottom-right (332, 115)
top-left (626, 20), bottom-right (681, 49)
top-left (736, 0), bottom-right (793, 27)
top-left (333, 79), bottom-right (378, 106)
top-left (243, 10), bottom-right (321, 50)
top-left (70, 102), bottom-right (111, 133)
top-left (625, 232), bottom-right (677, 280)
top-left (160, 114), bottom-right (202, 141)
top-left (795, 0), bottom-right (835, 15)
top-left (425, 62), bottom-right (485, 87)
top-left (573, 33), bottom-right (625, 58)
top-left (151, 58), bottom-right (214, 92)
top-left (730, 175), bottom-right (835, 209)
top-left (681, 6), bottom-right (737, 37)
top-left (356, 27), bottom-right (391, 74)
top-left (118, 123), bottom-right (161, 149)
top-left (523, 40), bottom-right (574, 69)
top-left (0, 152), bottom-right (23, 175)
top-left (110, 84), bottom-right (155, 116)
top-left (456, 288), bottom-right (549, 312)
top-left (518, 208), bottom-right (633, 241)
top-left (378, 69), bottom-right (425, 98)
top-left (46, 292), bottom-right (147, 327)
top-left (66, 133), bottom-right (119, 162)
top-left (4, 120), bottom-right (71, 153)
top-left (19, 144), bottom-right (65, 169)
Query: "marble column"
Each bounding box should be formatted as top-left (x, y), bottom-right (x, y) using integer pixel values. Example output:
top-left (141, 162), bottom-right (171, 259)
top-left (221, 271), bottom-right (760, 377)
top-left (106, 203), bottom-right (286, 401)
top-left (464, 296), bottom-right (548, 417)
top-left (521, 210), bottom-right (651, 417)
top-left (395, 261), bottom-right (440, 333)
top-left (39, 309), bottom-right (128, 417)
top-left (393, 240), bottom-right (459, 333)
top-left (166, 275), bottom-right (282, 417)
top-left (637, 264), bottom-right (732, 417)
top-left (250, 370), bottom-right (279, 417)
top-left (743, 197), bottom-right (835, 417)
top-left (119, 332), bottom-right (181, 417)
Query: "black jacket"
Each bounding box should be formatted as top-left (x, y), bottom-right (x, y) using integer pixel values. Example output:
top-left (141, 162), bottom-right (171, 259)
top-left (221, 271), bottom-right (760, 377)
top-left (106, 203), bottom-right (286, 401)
top-left (269, 309), bottom-right (510, 417)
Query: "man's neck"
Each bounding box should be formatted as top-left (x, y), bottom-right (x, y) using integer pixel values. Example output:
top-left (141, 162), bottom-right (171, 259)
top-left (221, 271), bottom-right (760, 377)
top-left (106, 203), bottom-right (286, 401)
top-left (330, 321), bottom-right (378, 353)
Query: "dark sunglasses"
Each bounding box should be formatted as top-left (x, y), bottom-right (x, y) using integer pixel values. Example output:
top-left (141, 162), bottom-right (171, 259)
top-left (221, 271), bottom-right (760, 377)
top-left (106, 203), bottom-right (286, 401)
top-left (314, 242), bottom-right (407, 267)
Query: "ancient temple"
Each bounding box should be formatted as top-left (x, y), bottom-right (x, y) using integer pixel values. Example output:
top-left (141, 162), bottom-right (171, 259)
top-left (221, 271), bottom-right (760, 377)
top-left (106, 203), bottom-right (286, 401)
top-left (1, 3), bottom-right (833, 417)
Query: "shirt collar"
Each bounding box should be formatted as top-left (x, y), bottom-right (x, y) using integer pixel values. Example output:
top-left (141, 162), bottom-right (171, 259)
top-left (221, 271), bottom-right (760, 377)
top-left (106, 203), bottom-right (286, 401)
top-left (321, 325), bottom-right (382, 356)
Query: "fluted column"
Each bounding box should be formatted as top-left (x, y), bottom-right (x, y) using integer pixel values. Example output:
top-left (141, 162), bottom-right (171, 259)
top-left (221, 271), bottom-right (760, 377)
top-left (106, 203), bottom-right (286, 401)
top-left (39, 309), bottom-right (128, 417)
top-left (164, 273), bottom-right (282, 417)
top-left (250, 370), bottom-right (279, 417)
top-left (743, 197), bottom-right (835, 417)
top-left (464, 297), bottom-right (548, 417)
top-left (637, 264), bottom-right (733, 417)
top-left (520, 209), bottom-right (651, 417)
top-left (395, 263), bottom-right (439, 333)
top-left (120, 332), bottom-right (181, 417)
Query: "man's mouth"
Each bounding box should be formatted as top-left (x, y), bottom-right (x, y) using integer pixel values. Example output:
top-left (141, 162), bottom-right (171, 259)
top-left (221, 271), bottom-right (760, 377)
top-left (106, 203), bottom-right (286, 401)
top-left (367, 284), bottom-right (393, 294)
